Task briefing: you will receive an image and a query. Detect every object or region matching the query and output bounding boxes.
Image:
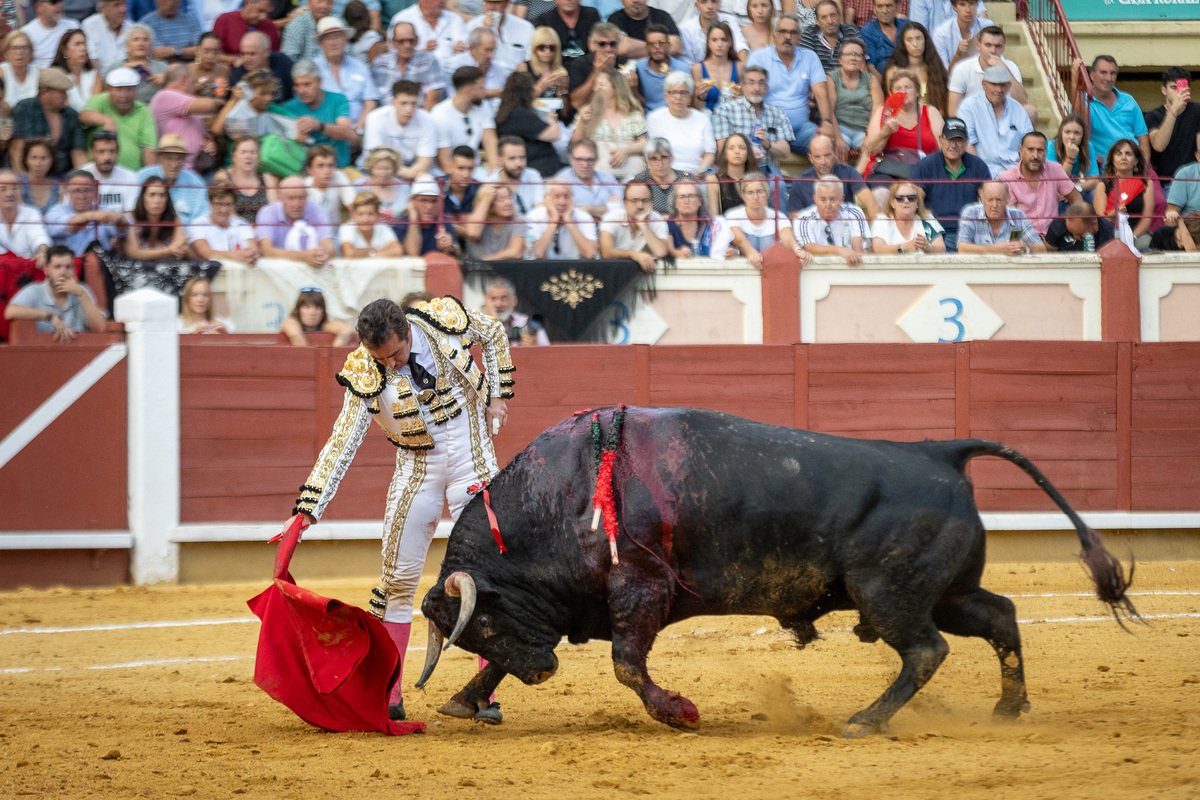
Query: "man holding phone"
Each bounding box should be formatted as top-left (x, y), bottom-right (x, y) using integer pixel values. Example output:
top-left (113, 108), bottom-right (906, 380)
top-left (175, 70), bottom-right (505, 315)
top-left (956, 180), bottom-right (1046, 255)
top-left (1146, 67), bottom-right (1200, 189)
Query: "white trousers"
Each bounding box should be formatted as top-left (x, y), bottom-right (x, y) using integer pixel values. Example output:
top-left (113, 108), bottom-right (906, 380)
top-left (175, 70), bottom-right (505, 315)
top-left (377, 411), bottom-right (497, 623)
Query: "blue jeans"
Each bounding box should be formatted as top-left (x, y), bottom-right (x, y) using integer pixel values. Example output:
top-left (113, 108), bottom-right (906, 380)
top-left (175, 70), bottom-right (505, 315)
top-left (839, 125), bottom-right (866, 150)
top-left (788, 118), bottom-right (818, 155)
top-left (943, 231), bottom-right (959, 253)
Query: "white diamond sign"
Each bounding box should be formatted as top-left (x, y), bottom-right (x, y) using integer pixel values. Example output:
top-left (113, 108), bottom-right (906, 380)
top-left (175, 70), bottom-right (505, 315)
top-left (897, 281), bottom-right (1003, 343)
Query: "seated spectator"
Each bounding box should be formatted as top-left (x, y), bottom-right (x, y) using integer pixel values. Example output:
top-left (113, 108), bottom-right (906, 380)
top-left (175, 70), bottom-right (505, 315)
top-left (524, 179), bottom-right (597, 259)
top-left (460, 183), bottom-right (525, 260)
top-left (141, 0), bottom-right (203, 63)
top-left (4, 243), bottom-right (104, 341)
top-left (870, 179), bottom-right (946, 253)
top-left (1047, 113), bottom-right (1098, 200)
top-left (338, 190), bottom-right (403, 257)
top-left (186, 183), bottom-right (259, 264)
top-left (789, 134), bottom-right (879, 220)
top-left (1, 33), bottom-right (42, 108)
top-left (577, 67), bottom-right (646, 182)
top-left (479, 136), bottom-right (545, 215)
top-left (372, 21), bottom-right (444, 110)
top-left (638, 23), bottom-right (696, 112)
top-left (932, 0), bottom-right (984, 73)
top-left (999, 132), bottom-right (1082, 236)
top-left (710, 66), bottom-right (792, 179)
top-left (149, 62), bottom-right (225, 172)
top-left (1081, 55), bottom-right (1149, 173)
top-left (212, 71), bottom-right (289, 142)
top-left (607, 0), bottom-right (681, 60)
top-left (881, 21), bottom-right (948, 116)
top-left (83, 0), bottom-right (129, 76)
top-left (282, 0), bottom-right (333, 64)
top-left (136, 134), bottom-right (210, 223)
top-left (80, 67), bottom-right (157, 172)
top-left (1147, 67), bottom-right (1200, 190)
top-left (858, 68), bottom-right (944, 181)
top-left (230, 31), bottom-right (294, 105)
top-left (1147, 215), bottom-right (1200, 253)
top-left (599, 181), bottom-right (669, 272)
top-left (1093, 137), bottom-right (1159, 249)
top-left (445, 29), bottom-right (509, 103)
top-left (1165, 135), bottom-right (1200, 224)
top-left (912, 116), bottom-right (989, 251)
top-left (681, 0), bottom-right (748, 66)
top-left (828, 37), bottom-right (882, 152)
top-left (726, 172), bottom-right (807, 269)
top-left (83, 131), bottom-right (140, 211)
top-left (567, 24), bottom-right (629, 112)
top-left (303, 144), bottom-right (356, 225)
top-left (190, 37), bottom-right (229, 103)
top-left (213, 0), bottom-right (281, 59)
top-left (631, 137), bottom-right (695, 216)
top-left (466, 0), bottom-right (532, 73)
top-left (1044, 200), bottom-right (1118, 253)
top-left (495, 70), bottom-right (564, 178)
top-left (946, 25), bottom-right (1033, 123)
top-left (53, 29), bottom-right (100, 111)
top-left (554, 138), bottom-right (619, 220)
top-left (532, 0), bottom-right (599, 68)
top-left (121, 23), bottom-right (168, 105)
top-left (667, 180), bottom-right (715, 258)
top-left (482, 276), bottom-right (550, 345)
top-left (800, 0), bottom-right (858, 75)
top-left (178, 276), bottom-right (232, 334)
top-left (740, 0), bottom-right (774, 54)
top-left (441, 145), bottom-right (481, 219)
top-left (12, 67), bottom-right (87, 178)
top-left (793, 177), bottom-right (869, 265)
top-left (387, 0), bottom-right (466, 64)
top-left (393, 178), bottom-right (460, 256)
top-left (645, 72), bottom-right (715, 174)
top-left (314, 16), bottom-right (379, 133)
top-left (22, 0), bottom-right (81, 70)
top-left (515, 26), bottom-right (569, 120)
top-left (19, 140), bottom-right (62, 215)
top-left (284, 59), bottom-right (358, 169)
top-left (431, 66), bottom-right (500, 172)
top-left (343, 1), bottom-right (382, 66)
top-left (707, 132), bottom-right (762, 216)
top-left (956, 64), bottom-right (1032, 177)
top-left (44, 169), bottom-right (129, 254)
top-left (0, 170), bottom-right (51, 259)
top-left (123, 176), bottom-right (191, 260)
top-left (256, 176), bottom-right (337, 266)
top-left (280, 286), bottom-right (354, 346)
top-left (359, 79), bottom-right (436, 183)
top-left (684, 22), bottom-right (736, 114)
top-left (957, 180), bottom-right (1046, 254)
top-left (212, 137), bottom-right (280, 224)
top-left (353, 147), bottom-right (409, 221)
top-left (859, 0), bottom-right (907, 79)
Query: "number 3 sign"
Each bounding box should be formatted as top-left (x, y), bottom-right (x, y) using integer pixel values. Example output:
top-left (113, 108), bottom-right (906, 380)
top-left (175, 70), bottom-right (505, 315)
top-left (898, 282), bottom-right (1003, 343)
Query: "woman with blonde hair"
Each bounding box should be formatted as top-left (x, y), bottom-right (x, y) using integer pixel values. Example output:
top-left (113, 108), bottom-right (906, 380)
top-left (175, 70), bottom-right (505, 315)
top-left (580, 67), bottom-right (647, 181)
top-left (870, 180), bottom-right (946, 254)
top-left (338, 192), bottom-right (403, 257)
top-left (1, 31), bottom-right (39, 105)
top-left (352, 147), bottom-right (408, 220)
top-left (858, 68), bottom-right (943, 180)
top-left (741, 0), bottom-right (776, 53)
top-left (280, 287), bottom-right (353, 346)
top-left (725, 172), bottom-right (809, 269)
top-left (516, 27), bottom-right (570, 121)
top-left (178, 277), bottom-right (232, 334)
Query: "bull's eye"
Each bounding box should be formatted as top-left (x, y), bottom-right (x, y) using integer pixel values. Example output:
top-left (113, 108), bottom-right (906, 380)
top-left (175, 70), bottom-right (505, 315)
top-left (476, 614), bottom-right (491, 633)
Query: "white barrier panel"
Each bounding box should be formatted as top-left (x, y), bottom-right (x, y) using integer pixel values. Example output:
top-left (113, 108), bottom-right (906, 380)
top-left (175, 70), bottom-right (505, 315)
top-left (210, 257), bottom-right (427, 333)
top-left (800, 253), bottom-right (1103, 343)
top-left (1139, 253), bottom-right (1200, 342)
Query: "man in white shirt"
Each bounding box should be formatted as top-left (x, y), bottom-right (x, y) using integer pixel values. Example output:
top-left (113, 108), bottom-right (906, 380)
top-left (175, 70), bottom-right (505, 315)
top-left (909, 0), bottom-right (985, 38)
top-left (679, 0), bottom-right (747, 65)
top-left (187, 183), bottom-right (259, 264)
top-left (22, 0), bottom-right (81, 69)
top-left (465, 0), bottom-right (533, 72)
top-left (932, 0), bottom-right (985, 71)
top-left (82, 0), bottom-right (129, 75)
top-left (430, 66), bottom-right (499, 171)
top-left (82, 130), bottom-right (140, 211)
top-left (0, 171), bottom-right (51, 260)
top-left (303, 144), bottom-right (356, 225)
top-left (793, 176), bottom-right (869, 265)
top-left (947, 24), bottom-right (1036, 124)
top-left (313, 16), bottom-right (380, 133)
top-left (525, 180), bottom-right (598, 259)
top-left (477, 137), bottom-right (544, 215)
top-left (361, 79), bottom-right (437, 178)
top-left (389, 0), bottom-right (467, 64)
top-left (599, 181), bottom-right (669, 272)
top-left (446, 28), bottom-right (510, 103)
top-left (553, 138), bottom-right (619, 219)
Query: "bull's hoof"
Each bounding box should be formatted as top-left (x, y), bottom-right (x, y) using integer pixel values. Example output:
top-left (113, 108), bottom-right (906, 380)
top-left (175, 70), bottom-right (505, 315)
top-left (843, 720), bottom-right (887, 738)
top-left (649, 691), bottom-right (700, 730)
top-left (852, 621), bottom-right (880, 644)
top-left (437, 697), bottom-right (478, 719)
top-left (993, 697), bottom-right (1031, 719)
top-left (388, 701), bottom-right (405, 721)
top-left (473, 702), bottom-right (503, 725)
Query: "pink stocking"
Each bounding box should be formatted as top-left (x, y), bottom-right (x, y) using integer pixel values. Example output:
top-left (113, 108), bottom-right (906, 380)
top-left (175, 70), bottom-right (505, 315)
top-left (383, 621), bottom-right (411, 706)
top-left (478, 656), bottom-right (495, 703)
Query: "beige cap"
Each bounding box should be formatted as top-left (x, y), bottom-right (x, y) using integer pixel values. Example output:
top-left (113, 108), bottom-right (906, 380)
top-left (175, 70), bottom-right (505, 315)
top-left (38, 67), bottom-right (73, 92)
top-left (315, 16), bottom-right (349, 37)
top-left (156, 134), bottom-right (188, 154)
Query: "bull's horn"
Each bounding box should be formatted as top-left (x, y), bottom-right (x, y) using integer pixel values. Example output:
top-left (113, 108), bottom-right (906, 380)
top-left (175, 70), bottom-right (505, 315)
top-left (443, 571), bottom-right (477, 652)
top-left (414, 621), bottom-right (445, 689)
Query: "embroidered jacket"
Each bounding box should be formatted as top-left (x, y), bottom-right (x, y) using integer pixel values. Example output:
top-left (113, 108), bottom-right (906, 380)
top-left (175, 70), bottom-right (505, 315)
top-left (292, 297), bottom-right (514, 519)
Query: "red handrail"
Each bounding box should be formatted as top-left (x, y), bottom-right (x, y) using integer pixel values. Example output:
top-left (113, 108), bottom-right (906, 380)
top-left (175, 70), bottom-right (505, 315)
top-left (1016, 0), bottom-right (1093, 134)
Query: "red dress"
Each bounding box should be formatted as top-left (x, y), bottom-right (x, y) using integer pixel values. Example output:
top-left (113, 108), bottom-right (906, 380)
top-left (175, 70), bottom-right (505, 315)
top-left (882, 105), bottom-right (935, 158)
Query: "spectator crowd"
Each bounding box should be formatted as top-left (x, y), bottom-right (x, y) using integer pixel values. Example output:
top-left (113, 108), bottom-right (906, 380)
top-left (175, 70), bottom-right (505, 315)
top-left (1, 0), bottom-right (1198, 343)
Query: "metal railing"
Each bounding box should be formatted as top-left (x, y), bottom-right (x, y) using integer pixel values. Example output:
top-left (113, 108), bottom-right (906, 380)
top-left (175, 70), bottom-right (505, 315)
top-left (1016, 0), bottom-right (1093, 133)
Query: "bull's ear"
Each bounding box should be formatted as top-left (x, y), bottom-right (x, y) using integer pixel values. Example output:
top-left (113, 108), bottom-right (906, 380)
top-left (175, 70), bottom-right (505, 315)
top-left (472, 573), bottom-right (502, 602)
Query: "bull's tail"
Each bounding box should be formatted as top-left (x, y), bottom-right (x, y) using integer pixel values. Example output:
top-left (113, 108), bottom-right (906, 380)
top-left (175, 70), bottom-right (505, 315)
top-left (944, 440), bottom-right (1141, 628)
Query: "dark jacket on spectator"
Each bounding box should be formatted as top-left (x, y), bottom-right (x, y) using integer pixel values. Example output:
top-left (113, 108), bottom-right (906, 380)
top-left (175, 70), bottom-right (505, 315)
top-left (912, 149), bottom-right (991, 235)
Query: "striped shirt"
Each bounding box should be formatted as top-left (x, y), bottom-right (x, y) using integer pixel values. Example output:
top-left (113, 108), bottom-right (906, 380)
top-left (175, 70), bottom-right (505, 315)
top-left (793, 203), bottom-right (870, 247)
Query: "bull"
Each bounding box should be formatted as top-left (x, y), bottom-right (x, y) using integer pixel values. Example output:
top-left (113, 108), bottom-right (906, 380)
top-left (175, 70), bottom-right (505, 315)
top-left (416, 407), bottom-right (1137, 736)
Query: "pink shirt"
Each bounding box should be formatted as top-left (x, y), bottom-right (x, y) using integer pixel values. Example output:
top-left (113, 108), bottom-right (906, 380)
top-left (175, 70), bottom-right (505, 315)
top-left (148, 89), bottom-right (207, 171)
top-left (999, 160), bottom-right (1075, 236)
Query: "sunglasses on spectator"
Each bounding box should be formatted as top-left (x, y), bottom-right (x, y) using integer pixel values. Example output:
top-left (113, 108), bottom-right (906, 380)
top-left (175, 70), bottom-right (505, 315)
top-left (462, 116), bottom-right (473, 137)
top-left (594, 40), bottom-right (617, 48)
top-left (894, 194), bottom-right (918, 202)
top-left (300, 286), bottom-right (324, 293)
top-left (824, 223), bottom-right (834, 244)
top-left (536, 44), bottom-right (557, 51)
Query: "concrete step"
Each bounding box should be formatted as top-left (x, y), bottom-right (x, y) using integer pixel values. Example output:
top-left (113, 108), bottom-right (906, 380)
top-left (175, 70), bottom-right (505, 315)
top-left (987, 0), bottom-right (1018, 24)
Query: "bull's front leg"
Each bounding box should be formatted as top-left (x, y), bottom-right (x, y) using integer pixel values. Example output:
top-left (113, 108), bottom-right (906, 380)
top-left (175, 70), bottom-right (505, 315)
top-left (437, 662), bottom-right (506, 719)
top-left (608, 570), bottom-right (700, 730)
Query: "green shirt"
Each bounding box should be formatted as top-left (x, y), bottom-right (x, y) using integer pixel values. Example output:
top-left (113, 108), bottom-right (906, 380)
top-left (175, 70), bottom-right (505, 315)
top-left (283, 91), bottom-right (352, 168)
top-left (82, 93), bottom-right (159, 172)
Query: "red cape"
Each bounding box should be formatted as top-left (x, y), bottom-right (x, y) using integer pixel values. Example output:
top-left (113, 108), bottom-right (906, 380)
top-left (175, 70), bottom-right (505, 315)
top-left (247, 517), bottom-right (425, 736)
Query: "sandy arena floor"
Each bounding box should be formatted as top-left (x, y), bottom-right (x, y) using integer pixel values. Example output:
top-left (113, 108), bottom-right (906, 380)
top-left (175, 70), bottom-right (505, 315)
top-left (1, 560), bottom-right (1198, 799)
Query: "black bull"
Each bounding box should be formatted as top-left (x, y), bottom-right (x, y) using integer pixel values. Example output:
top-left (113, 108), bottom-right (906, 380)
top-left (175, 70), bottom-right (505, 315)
top-left (417, 407), bottom-right (1137, 735)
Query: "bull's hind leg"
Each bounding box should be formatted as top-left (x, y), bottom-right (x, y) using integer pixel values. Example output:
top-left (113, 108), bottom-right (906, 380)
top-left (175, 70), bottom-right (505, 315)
top-left (844, 621), bottom-right (950, 738)
top-left (607, 569), bottom-right (699, 730)
top-left (933, 588), bottom-right (1030, 718)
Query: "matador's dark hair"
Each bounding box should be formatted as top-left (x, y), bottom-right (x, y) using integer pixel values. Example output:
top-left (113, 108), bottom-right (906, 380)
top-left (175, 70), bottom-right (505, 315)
top-left (356, 298), bottom-right (410, 349)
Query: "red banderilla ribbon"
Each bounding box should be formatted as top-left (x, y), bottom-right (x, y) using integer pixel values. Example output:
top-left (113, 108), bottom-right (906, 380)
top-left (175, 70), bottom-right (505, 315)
top-left (469, 482), bottom-right (507, 553)
top-left (592, 450), bottom-right (619, 565)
